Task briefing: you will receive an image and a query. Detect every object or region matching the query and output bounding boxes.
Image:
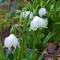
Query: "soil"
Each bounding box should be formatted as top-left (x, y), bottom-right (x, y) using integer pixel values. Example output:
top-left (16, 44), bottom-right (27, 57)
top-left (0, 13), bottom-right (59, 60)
top-left (43, 42), bottom-right (60, 60)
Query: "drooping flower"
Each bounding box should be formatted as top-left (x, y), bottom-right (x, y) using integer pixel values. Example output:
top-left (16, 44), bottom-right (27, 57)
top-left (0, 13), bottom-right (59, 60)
top-left (20, 11), bottom-right (33, 20)
top-left (30, 16), bottom-right (40, 31)
top-left (38, 18), bottom-right (48, 28)
top-left (30, 16), bottom-right (48, 31)
top-left (39, 8), bottom-right (47, 17)
top-left (4, 34), bottom-right (19, 50)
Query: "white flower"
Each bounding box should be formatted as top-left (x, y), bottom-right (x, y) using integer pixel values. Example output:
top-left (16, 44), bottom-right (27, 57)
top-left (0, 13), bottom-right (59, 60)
top-left (30, 16), bottom-right (40, 31)
top-left (20, 11), bottom-right (33, 20)
top-left (30, 16), bottom-right (48, 31)
top-left (39, 8), bottom-right (47, 17)
top-left (39, 18), bottom-right (47, 28)
top-left (4, 34), bottom-right (19, 50)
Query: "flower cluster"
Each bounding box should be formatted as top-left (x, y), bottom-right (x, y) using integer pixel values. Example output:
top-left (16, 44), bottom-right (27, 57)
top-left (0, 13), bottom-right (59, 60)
top-left (29, 7), bottom-right (48, 31)
top-left (30, 16), bottom-right (48, 31)
top-left (20, 11), bottom-right (33, 20)
top-left (17, 7), bottom-right (48, 31)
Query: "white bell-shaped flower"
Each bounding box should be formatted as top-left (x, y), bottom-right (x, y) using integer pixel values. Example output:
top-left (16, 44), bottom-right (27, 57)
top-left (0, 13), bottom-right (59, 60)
top-left (30, 16), bottom-right (48, 31)
top-left (20, 11), bottom-right (33, 20)
top-left (39, 8), bottom-right (47, 17)
top-left (4, 34), bottom-right (19, 49)
top-left (30, 16), bottom-right (40, 31)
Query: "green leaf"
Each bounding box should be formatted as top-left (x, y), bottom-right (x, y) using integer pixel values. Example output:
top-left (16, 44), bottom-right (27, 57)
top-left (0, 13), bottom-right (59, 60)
top-left (43, 32), bottom-right (54, 45)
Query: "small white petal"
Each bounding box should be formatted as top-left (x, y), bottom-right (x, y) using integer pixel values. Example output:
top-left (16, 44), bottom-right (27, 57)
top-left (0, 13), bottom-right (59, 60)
top-left (4, 37), bottom-right (12, 48)
top-left (29, 12), bottom-right (33, 20)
